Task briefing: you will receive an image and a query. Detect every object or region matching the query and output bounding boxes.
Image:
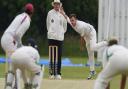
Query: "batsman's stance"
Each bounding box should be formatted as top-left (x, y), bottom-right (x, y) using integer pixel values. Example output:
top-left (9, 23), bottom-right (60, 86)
top-left (0, 3), bottom-right (34, 88)
top-left (46, 0), bottom-right (67, 79)
top-left (60, 11), bottom-right (107, 79)
top-left (94, 39), bottom-right (128, 89)
top-left (10, 44), bottom-right (42, 89)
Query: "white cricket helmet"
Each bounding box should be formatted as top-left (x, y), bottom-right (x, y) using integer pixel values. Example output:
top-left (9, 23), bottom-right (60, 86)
top-left (52, 0), bottom-right (62, 6)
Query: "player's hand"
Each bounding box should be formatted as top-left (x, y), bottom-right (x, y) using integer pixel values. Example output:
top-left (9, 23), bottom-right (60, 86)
top-left (60, 7), bottom-right (66, 16)
top-left (80, 37), bottom-right (86, 51)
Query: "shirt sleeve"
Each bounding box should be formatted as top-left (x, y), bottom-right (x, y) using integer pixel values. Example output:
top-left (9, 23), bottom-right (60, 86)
top-left (46, 12), bottom-right (50, 31)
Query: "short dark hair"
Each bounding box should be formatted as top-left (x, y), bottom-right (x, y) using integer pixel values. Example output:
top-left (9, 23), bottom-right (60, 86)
top-left (69, 14), bottom-right (77, 19)
top-left (108, 39), bottom-right (118, 46)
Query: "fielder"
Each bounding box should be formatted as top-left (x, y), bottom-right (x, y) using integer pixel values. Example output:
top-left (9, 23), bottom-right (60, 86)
top-left (46, 0), bottom-right (67, 79)
top-left (0, 3), bottom-right (34, 88)
top-left (60, 11), bottom-right (107, 79)
top-left (94, 39), bottom-right (128, 89)
top-left (7, 44), bottom-right (42, 89)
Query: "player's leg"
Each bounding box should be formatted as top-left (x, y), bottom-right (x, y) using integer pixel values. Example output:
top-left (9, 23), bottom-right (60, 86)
top-left (48, 40), bottom-right (55, 79)
top-left (5, 63), bottom-right (15, 89)
top-left (120, 75), bottom-right (127, 89)
top-left (56, 41), bottom-right (63, 79)
top-left (31, 71), bottom-right (43, 89)
top-left (89, 30), bottom-right (107, 51)
top-left (106, 83), bottom-right (110, 89)
top-left (27, 60), bottom-right (43, 89)
top-left (94, 60), bottom-right (119, 89)
top-left (86, 43), bottom-right (96, 80)
top-left (5, 52), bottom-right (16, 89)
top-left (1, 34), bottom-right (18, 89)
top-left (20, 68), bottom-right (31, 89)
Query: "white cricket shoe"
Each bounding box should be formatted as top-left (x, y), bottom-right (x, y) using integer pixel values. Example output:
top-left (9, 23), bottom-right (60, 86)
top-left (49, 75), bottom-right (55, 79)
top-left (55, 75), bottom-right (62, 80)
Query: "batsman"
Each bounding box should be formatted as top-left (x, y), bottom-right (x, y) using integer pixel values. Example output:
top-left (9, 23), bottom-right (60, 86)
top-left (60, 10), bottom-right (108, 79)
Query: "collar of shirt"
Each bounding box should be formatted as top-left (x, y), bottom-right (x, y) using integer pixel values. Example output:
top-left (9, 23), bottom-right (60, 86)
top-left (24, 12), bottom-right (31, 22)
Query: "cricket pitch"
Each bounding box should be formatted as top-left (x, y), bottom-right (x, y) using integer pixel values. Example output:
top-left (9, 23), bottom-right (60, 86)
top-left (0, 78), bottom-right (95, 89)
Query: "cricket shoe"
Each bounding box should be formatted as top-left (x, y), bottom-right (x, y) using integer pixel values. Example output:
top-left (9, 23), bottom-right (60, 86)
top-left (87, 71), bottom-right (96, 80)
top-left (24, 83), bottom-right (32, 89)
top-left (55, 75), bottom-right (62, 80)
top-left (49, 75), bottom-right (55, 79)
top-left (5, 83), bottom-right (12, 89)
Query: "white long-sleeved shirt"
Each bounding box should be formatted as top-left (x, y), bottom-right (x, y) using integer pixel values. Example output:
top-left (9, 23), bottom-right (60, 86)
top-left (74, 20), bottom-right (94, 37)
top-left (46, 9), bottom-right (67, 41)
top-left (102, 45), bottom-right (128, 67)
top-left (5, 12), bottom-right (31, 43)
top-left (12, 46), bottom-right (40, 63)
top-left (66, 17), bottom-right (95, 37)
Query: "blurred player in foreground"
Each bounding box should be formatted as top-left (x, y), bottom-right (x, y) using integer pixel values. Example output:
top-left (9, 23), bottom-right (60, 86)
top-left (94, 39), bottom-right (128, 89)
top-left (1, 3), bottom-right (34, 57)
top-left (0, 3), bottom-right (34, 88)
top-left (60, 9), bottom-right (107, 79)
top-left (6, 39), bottom-right (43, 89)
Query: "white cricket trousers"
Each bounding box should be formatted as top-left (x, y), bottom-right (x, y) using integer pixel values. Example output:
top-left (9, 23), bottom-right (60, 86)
top-left (84, 29), bottom-right (107, 71)
top-left (1, 33), bottom-right (17, 56)
top-left (94, 52), bottom-right (128, 89)
top-left (11, 52), bottom-right (42, 88)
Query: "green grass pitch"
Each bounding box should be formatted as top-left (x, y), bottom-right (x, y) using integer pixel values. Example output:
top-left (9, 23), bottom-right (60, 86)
top-left (0, 57), bottom-right (128, 89)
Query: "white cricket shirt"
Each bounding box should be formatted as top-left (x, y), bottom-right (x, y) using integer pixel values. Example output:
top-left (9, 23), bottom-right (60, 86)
top-left (73, 20), bottom-right (94, 37)
top-left (46, 9), bottom-right (67, 41)
top-left (12, 46), bottom-right (40, 63)
top-left (5, 12), bottom-right (31, 40)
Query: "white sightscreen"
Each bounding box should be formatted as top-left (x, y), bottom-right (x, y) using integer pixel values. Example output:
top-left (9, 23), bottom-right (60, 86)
top-left (98, 0), bottom-right (128, 61)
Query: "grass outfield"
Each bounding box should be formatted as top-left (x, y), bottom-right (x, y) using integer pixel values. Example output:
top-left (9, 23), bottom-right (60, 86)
top-left (0, 57), bottom-right (128, 89)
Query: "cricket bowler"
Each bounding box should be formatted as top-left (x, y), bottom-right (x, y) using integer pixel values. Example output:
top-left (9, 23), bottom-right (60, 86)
top-left (60, 10), bottom-right (107, 79)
